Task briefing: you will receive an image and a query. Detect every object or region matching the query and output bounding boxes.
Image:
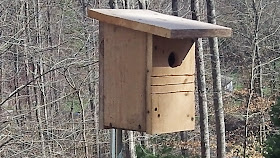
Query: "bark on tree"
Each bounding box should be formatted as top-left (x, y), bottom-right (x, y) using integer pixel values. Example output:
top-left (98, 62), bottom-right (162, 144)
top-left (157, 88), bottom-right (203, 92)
top-left (191, 0), bottom-right (211, 157)
top-left (81, 0), bottom-right (92, 157)
top-left (124, 131), bottom-right (130, 157)
top-left (109, 0), bottom-right (118, 9)
top-left (138, 0), bottom-right (143, 9)
top-left (138, 0), bottom-right (148, 9)
top-left (252, 0), bottom-right (263, 97)
top-left (123, 0), bottom-right (130, 9)
top-left (172, 0), bottom-right (178, 16)
top-left (0, 51), bottom-right (2, 112)
top-left (35, 0), bottom-right (49, 156)
top-left (13, 40), bottom-right (22, 127)
top-left (206, 0), bottom-right (226, 157)
top-left (46, 0), bottom-right (58, 151)
top-left (128, 131), bottom-right (136, 158)
top-left (244, 1), bottom-right (263, 156)
top-left (33, 61), bottom-right (47, 158)
top-left (22, 1), bottom-right (32, 120)
top-left (78, 91), bottom-right (89, 158)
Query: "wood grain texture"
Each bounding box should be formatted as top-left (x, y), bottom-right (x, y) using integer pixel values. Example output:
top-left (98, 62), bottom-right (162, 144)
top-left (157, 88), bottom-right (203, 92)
top-left (98, 21), bottom-right (196, 134)
top-left (103, 23), bottom-right (147, 131)
top-left (151, 84), bottom-right (194, 94)
top-left (88, 9), bottom-right (232, 38)
top-left (150, 36), bottom-right (196, 134)
top-left (151, 75), bottom-right (195, 85)
top-left (152, 35), bottom-right (195, 76)
top-left (151, 92), bottom-right (195, 134)
top-left (146, 33), bottom-right (153, 134)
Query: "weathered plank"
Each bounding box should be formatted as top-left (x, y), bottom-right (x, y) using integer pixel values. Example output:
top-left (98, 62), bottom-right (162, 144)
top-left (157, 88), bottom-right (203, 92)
top-left (88, 9), bottom-right (232, 38)
top-left (149, 36), bottom-right (196, 134)
top-left (102, 23), bottom-right (147, 131)
top-left (146, 33), bottom-right (153, 134)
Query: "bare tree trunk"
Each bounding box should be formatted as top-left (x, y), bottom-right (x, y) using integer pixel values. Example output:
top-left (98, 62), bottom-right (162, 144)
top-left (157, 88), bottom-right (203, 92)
top-left (45, 2), bottom-right (57, 153)
top-left (13, 8), bottom-right (23, 127)
top-left (124, 130), bottom-right (136, 156)
top-left (39, 52), bottom-right (50, 154)
top-left (109, 0), bottom-right (118, 9)
top-left (138, 0), bottom-right (143, 9)
top-left (206, 0), bottom-right (226, 157)
top-left (81, 0), bottom-right (99, 157)
top-left (244, 1), bottom-right (263, 156)
top-left (0, 19), bottom-right (2, 109)
top-left (34, 0), bottom-right (47, 156)
top-left (123, 131), bottom-right (131, 158)
top-left (0, 52), bottom-right (2, 112)
top-left (20, 0), bottom-right (32, 125)
top-left (70, 100), bottom-right (77, 155)
top-left (14, 44), bottom-right (22, 127)
top-left (128, 131), bottom-right (136, 158)
top-left (191, 0), bottom-right (210, 157)
top-left (37, 0), bottom-right (51, 153)
top-left (33, 62), bottom-right (47, 158)
top-left (138, 0), bottom-right (148, 9)
top-left (252, 0), bottom-right (263, 97)
top-left (89, 42), bottom-right (100, 157)
top-left (77, 91), bottom-right (89, 158)
top-left (172, 0), bottom-right (178, 16)
top-left (179, 132), bottom-right (189, 156)
top-left (123, 0), bottom-right (130, 9)
top-left (23, 0), bottom-right (32, 120)
top-left (243, 85), bottom-right (253, 158)
top-left (271, 61), bottom-right (276, 94)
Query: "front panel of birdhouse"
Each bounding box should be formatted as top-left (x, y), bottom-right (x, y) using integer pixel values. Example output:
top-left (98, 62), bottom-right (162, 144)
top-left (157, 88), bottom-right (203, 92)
top-left (99, 23), bottom-right (195, 134)
top-left (147, 36), bottom-right (196, 134)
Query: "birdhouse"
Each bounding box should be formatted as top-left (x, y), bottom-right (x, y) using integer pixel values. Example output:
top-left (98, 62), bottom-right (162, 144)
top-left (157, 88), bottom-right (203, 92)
top-left (88, 9), bottom-right (231, 134)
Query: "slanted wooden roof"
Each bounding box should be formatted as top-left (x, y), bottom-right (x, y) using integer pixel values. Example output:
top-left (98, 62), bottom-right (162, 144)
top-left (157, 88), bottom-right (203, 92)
top-left (88, 9), bottom-right (232, 39)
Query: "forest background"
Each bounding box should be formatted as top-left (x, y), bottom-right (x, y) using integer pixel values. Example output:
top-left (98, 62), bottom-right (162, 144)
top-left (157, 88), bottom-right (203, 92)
top-left (0, 0), bottom-right (279, 157)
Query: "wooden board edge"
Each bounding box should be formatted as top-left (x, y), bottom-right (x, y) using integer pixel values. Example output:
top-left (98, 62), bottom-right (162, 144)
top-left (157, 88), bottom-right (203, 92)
top-left (99, 22), bottom-right (105, 129)
top-left (146, 33), bottom-right (153, 134)
top-left (88, 9), bottom-right (232, 39)
top-left (170, 28), bottom-right (232, 38)
top-left (88, 9), bottom-right (171, 39)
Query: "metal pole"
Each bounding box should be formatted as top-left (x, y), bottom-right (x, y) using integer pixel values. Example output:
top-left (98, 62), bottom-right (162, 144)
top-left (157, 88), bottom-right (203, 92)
top-left (111, 129), bottom-right (122, 158)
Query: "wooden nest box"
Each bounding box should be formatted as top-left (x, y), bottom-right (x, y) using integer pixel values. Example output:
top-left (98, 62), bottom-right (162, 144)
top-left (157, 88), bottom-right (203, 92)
top-left (88, 9), bottom-right (231, 134)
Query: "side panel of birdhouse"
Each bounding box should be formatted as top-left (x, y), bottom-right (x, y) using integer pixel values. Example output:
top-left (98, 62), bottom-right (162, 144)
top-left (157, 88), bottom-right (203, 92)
top-left (101, 23), bottom-right (147, 131)
top-left (147, 35), bottom-right (196, 134)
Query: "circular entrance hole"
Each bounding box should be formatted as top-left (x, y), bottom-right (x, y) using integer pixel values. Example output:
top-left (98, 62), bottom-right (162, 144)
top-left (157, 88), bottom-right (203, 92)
top-left (168, 52), bottom-right (176, 68)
